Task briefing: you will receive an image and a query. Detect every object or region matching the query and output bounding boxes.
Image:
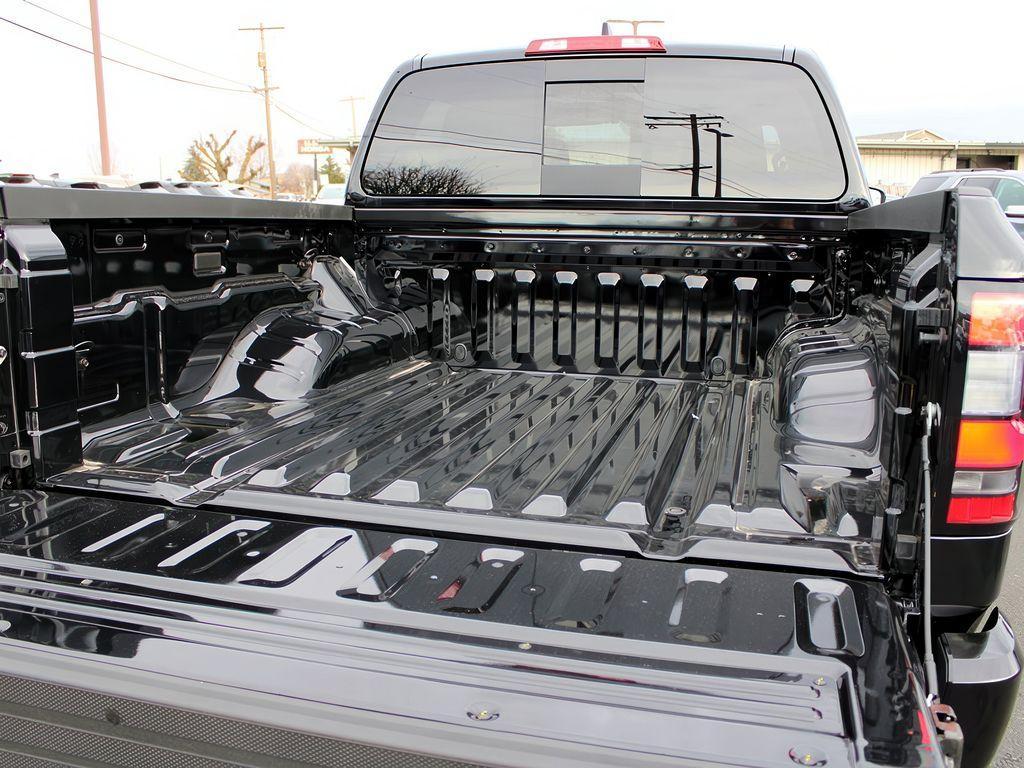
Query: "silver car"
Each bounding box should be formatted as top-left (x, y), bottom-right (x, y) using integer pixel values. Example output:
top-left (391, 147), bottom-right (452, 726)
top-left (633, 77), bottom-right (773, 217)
top-left (908, 169), bottom-right (1024, 235)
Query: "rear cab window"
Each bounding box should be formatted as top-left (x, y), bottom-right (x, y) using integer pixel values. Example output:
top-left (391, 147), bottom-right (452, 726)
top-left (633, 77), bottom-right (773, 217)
top-left (361, 57), bottom-right (848, 201)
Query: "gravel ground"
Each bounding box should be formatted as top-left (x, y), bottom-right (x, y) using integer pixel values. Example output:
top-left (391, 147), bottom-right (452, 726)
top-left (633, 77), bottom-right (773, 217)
top-left (992, 528), bottom-right (1023, 767)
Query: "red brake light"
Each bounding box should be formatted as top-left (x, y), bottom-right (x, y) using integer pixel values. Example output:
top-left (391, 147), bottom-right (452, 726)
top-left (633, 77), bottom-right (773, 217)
top-left (968, 293), bottom-right (1024, 348)
top-left (525, 36), bottom-right (666, 56)
top-left (947, 494), bottom-right (1016, 524)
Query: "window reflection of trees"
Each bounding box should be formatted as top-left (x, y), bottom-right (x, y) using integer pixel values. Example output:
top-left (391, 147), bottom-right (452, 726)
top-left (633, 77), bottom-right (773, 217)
top-left (362, 165), bottom-right (485, 196)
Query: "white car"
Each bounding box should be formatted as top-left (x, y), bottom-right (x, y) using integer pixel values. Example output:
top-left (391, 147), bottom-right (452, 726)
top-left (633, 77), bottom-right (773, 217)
top-left (315, 183), bottom-right (348, 205)
top-left (908, 169), bottom-right (1024, 236)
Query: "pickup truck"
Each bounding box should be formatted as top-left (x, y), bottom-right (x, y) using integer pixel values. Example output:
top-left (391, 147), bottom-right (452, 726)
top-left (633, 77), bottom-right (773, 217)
top-left (0, 35), bottom-right (1020, 768)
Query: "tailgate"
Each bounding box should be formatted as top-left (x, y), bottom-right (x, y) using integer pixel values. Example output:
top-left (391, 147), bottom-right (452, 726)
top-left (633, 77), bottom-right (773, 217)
top-left (0, 490), bottom-right (938, 768)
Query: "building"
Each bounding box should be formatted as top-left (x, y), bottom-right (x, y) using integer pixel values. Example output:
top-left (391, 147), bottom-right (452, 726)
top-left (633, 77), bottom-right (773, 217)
top-left (856, 129), bottom-right (1024, 197)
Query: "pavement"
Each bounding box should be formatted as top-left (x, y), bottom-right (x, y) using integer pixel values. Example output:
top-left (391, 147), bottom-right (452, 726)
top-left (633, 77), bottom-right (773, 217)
top-left (993, 527), bottom-right (1023, 767)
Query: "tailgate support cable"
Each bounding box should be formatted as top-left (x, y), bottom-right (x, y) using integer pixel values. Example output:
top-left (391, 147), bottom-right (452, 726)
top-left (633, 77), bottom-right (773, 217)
top-left (920, 401), bottom-right (941, 700)
top-left (920, 402), bottom-right (964, 768)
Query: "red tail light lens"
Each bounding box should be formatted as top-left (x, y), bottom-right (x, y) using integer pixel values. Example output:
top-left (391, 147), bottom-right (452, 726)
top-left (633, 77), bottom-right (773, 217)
top-left (967, 293), bottom-right (1024, 348)
top-left (952, 292), bottom-right (1024, 524)
top-left (947, 494), bottom-right (1016, 524)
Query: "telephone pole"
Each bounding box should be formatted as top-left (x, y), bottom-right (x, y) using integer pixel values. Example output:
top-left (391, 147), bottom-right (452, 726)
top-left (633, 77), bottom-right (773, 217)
top-left (601, 19), bottom-right (664, 35)
top-left (89, 0), bottom-right (111, 175)
top-left (338, 96), bottom-right (364, 140)
top-left (239, 23), bottom-right (283, 199)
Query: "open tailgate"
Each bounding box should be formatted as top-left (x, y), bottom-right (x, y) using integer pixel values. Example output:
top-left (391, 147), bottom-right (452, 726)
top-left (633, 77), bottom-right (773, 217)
top-left (0, 490), bottom-right (940, 768)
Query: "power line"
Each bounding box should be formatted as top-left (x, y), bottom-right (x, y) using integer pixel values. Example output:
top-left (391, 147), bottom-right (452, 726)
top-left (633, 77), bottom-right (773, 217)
top-left (19, 0), bottom-right (251, 88)
top-left (0, 14), bottom-right (252, 93)
top-left (12, 4), bottom-right (337, 139)
top-left (271, 101), bottom-right (333, 137)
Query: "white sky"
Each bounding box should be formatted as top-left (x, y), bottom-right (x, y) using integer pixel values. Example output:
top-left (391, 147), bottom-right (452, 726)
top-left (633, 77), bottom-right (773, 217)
top-left (2, 0), bottom-right (1022, 180)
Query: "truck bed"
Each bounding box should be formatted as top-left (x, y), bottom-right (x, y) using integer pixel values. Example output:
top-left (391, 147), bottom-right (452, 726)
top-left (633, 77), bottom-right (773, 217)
top-left (52, 348), bottom-right (882, 572)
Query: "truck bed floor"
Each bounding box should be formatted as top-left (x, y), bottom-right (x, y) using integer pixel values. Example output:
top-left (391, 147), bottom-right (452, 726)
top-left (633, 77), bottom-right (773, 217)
top-left (51, 359), bottom-right (881, 570)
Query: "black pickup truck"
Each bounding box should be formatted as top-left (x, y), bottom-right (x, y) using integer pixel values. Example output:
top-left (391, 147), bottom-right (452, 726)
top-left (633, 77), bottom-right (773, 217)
top-left (0, 35), bottom-right (1020, 768)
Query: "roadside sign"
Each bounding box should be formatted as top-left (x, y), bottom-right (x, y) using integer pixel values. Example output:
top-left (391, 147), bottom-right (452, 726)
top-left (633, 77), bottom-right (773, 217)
top-left (298, 139), bottom-right (332, 155)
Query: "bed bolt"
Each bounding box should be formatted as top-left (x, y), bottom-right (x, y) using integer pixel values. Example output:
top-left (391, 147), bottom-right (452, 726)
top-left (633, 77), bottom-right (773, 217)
top-left (484, 242), bottom-right (495, 252)
top-left (78, 357), bottom-right (90, 370)
top-left (683, 247), bottom-right (695, 257)
top-left (530, 242), bottom-right (543, 253)
top-left (788, 748), bottom-right (826, 766)
top-left (632, 246), bottom-right (642, 255)
top-left (467, 703), bottom-right (500, 722)
top-left (787, 250), bottom-right (800, 261)
top-left (582, 245), bottom-right (592, 255)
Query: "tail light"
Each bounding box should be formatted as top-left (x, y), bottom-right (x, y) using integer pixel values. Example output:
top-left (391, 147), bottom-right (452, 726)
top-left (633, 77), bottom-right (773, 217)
top-left (952, 292), bottom-right (1024, 524)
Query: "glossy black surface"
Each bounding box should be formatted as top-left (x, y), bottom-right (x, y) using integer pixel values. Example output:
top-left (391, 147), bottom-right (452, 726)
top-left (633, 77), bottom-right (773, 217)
top-left (0, 489), bottom-right (938, 767)
top-left (940, 613), bottom-right (1023, 767)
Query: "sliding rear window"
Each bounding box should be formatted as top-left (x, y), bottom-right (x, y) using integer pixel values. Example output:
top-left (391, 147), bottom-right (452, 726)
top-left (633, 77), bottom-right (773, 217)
top-left (361, 57), bottom-right (847, 200)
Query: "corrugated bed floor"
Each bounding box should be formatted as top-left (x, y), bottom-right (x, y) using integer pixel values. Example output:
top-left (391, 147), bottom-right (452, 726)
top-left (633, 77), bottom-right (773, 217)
top-left (60, 360), bottom-right (729, 543)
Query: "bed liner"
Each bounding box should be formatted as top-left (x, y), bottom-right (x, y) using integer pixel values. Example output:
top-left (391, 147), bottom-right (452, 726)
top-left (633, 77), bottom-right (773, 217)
top-left (51, 355), bottom-right (884, 571)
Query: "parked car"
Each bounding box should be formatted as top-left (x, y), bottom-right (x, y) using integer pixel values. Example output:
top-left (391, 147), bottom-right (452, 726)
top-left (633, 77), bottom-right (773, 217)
top-left (909, 168), bottom-right (1024, 236)
top-left (0, 35), bottom-right (1020, 768)
top-left (314, 182), bottom-right (348, 204)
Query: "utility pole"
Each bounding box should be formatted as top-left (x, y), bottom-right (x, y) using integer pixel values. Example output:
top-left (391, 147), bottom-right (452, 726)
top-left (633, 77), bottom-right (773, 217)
top-left (602, 19), bottom-right (664, 35)
top-left (89, 0), bottom-right (111, 176)
top-left (239, 23), bottom-right (284, 199)
top-left (338, 96), bottom-right (364, 139)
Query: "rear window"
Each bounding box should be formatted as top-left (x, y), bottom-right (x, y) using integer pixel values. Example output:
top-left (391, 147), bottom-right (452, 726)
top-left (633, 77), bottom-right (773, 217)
top-left (361, 57), bottom-right (847, 200)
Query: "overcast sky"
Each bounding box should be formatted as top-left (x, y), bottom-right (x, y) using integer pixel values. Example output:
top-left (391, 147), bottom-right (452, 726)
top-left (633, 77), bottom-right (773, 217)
top-left (2, 0), bottom-right (1022, 180)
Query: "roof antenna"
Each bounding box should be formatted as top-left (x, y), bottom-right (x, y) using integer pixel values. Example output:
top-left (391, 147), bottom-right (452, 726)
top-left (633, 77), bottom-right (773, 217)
top-left (602, 19), bottom-right (664, 35)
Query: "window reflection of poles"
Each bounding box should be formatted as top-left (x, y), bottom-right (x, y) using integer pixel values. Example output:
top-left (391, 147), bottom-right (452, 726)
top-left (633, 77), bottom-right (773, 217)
top-left (644, 113), bottom-right (730, 197)
top-left (702, 127), bottom-right (734, 198)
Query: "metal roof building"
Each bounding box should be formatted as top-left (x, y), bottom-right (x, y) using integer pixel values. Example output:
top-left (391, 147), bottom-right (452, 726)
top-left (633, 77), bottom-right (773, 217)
top-left (857, 129), bottom-right (1024, 196)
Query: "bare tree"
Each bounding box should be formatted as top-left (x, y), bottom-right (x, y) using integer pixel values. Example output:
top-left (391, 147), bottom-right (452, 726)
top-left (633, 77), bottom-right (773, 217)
top-left (362, 165), bottom-right (484, 196)
top-left (234, 135), bottom-right (267, 185)
top-left (180, 132), bottom-right (267, 184)
top-left (278, 162), bottom-right (315, 198)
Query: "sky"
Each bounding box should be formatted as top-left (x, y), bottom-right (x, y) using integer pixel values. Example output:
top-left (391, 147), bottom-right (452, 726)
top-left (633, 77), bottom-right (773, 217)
top-left (1, 0), bottom-right (1022, 181)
